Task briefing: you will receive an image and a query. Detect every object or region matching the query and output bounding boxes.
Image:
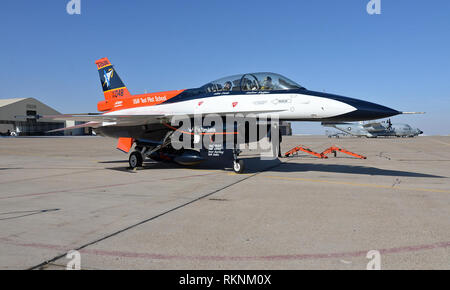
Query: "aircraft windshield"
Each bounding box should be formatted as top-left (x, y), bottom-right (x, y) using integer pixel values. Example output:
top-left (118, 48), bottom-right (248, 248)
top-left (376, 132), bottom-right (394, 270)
top-left (201, 72), bottom-right (305, 93)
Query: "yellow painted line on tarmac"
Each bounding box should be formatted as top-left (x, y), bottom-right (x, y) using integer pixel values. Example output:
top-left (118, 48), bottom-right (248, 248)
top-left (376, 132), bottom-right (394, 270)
top-left (263, 175), bottom-right (450, 194)
top-left (185, 168), bottom-right (223, 173)
top-left (227, 172), bottom-right (254, 176)
top-left (187, 169), bottom-right (254, 176)
top-left (185, 168), bottom-right (255, 176)
top-left (185, 167), bottom-right (258, 175)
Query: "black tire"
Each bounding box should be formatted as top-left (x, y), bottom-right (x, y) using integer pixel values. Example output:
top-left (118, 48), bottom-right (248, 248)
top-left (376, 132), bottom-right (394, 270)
top-left (129, 151), bottom-right (143, 169)
top-left (233, 159), bottom-right (245, 174)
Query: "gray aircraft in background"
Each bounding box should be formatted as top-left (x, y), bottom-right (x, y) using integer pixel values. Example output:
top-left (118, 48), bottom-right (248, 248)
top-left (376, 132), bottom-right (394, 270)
top-left (322, 119), bottom-right (423, 138)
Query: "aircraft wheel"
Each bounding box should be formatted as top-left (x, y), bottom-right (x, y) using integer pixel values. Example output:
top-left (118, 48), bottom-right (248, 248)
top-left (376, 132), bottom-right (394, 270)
top-left (233, 159), bottom-right (245, 174)
top-left (129, 151), bottom-right (143, 169)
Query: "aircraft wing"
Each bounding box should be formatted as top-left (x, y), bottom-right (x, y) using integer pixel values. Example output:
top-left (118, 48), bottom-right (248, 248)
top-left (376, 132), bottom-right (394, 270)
top-left (362, 122), bottom-right (381, 127)
top-left (42, 109), bottom-right (286, 128)
top-left (362, 122), bottom-right (386, 132)
top-left (41, 114), bottom-right (167, 126)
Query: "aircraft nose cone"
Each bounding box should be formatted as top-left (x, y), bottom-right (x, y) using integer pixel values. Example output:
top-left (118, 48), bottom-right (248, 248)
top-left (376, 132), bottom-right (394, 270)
top-left (351, 101), bottom-right (400, 121)
top-left (325, 95), bottom-right (401, 121)
top-left (304, 91), bottom-right (401, 122)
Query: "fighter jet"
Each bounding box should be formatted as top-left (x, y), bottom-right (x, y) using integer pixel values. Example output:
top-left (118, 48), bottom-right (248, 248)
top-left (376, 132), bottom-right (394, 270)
top-left (322, 119), bottom-right (423, 138)
top-left (42, 57), bottom-right (405, 173)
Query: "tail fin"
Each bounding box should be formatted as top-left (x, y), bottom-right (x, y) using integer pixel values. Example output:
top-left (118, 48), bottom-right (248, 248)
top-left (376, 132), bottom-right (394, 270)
top-left (95, 57), bottom-right (131, 99)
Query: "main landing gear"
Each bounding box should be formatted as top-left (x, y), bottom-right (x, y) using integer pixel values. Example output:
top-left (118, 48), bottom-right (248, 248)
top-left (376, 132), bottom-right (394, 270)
top-left (129, 131), bottom-right (175, 169)
top-left (128, 135), bottom-right (252, 174)
top-left (129, 151), bottom-right (143, 169)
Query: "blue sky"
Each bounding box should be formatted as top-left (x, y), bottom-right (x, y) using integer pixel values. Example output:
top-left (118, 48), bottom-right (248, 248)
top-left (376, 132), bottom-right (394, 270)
top-left (0, 0), bottom-right (449, 135)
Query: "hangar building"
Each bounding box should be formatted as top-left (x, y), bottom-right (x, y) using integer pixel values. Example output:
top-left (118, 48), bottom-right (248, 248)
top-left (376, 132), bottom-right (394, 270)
top-left (0, 98), bottom-right (88, 136)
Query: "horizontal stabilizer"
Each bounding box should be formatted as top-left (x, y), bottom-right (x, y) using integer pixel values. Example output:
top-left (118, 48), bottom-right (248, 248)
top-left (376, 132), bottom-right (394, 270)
top-left (41, 114), bottom-right (166, 126)
top-left (46, 121), bottom-right (101, 133)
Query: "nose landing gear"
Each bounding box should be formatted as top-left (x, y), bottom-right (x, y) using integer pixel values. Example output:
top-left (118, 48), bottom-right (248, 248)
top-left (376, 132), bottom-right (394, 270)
top-left (233, 159), bottom-right (245, 174)
top-left (232, 149), bottom-right (245, 174)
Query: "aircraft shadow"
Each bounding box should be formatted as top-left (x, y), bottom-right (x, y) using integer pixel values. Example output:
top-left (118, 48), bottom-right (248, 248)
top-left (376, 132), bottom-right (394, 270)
top-left (103, 157), bottom-right (444, 178)
top-left (266, 161), bottom-right (444, 178)
top-left (105, 159), bottom-right (233, 173)
top-left (98, 160), bottom-right (129, 164)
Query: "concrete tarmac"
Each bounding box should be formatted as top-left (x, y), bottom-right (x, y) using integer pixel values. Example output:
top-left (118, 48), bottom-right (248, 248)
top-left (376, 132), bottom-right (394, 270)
top-left (0, 135), bottom-right (449, 269)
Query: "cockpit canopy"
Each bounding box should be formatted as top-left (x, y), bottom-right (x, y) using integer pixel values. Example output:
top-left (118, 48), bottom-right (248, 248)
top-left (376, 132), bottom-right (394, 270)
top-left (201, 72), bottom-right (305, 93)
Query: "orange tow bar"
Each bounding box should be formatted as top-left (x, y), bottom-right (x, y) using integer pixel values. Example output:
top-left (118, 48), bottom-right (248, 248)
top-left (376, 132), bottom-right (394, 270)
top-left (320, 146), bottom-right (367, 159)
top-left (285, 145), bottom-right (367, 159)
top-left (284, 145), bottom-right (325, 158)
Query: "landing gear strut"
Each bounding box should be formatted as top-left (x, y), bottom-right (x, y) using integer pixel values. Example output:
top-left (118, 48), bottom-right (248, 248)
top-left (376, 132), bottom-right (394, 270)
top-left (129, 130), bottom-right (174, 169)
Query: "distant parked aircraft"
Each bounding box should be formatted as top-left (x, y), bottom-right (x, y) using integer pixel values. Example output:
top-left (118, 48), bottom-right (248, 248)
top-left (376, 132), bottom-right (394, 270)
top-left (325, 130), bottom-right (348, 138)
top-left (322, 119), bottom-right (423, 138)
